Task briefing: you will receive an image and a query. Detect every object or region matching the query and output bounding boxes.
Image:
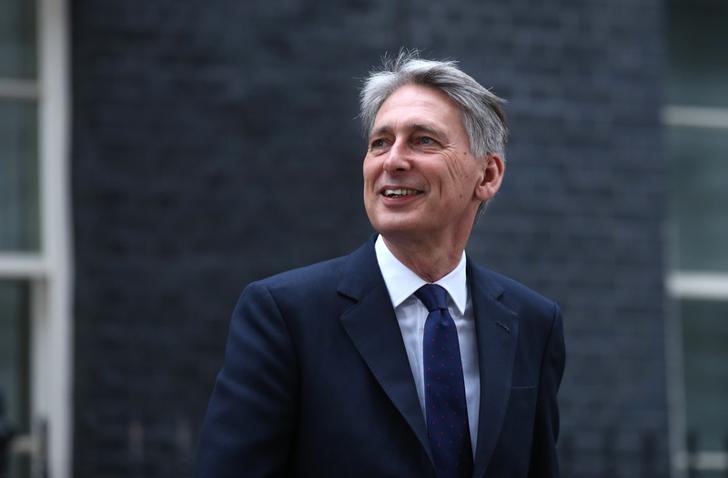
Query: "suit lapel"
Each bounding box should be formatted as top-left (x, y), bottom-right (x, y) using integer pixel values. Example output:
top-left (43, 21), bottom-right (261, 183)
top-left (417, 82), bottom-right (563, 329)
top-left (337, 238), bottom-right (433, 464)
top-left (468, 263), bottom-right (519, 476)
top-left (335, 240), bottom-right (520, 472)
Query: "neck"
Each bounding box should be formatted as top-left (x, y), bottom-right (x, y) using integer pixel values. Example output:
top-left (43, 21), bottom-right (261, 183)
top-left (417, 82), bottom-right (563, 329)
top-left (381, 235), bottom-right (466, 282)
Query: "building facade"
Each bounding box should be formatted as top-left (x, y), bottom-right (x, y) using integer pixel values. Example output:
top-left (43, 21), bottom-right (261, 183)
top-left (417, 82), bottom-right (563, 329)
top-left (0, 0), bottom-right (726, 477)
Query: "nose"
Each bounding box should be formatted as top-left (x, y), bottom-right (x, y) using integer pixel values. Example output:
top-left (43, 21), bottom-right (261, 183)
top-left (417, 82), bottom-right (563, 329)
top-left (383, 139), bottom-right (411, 173)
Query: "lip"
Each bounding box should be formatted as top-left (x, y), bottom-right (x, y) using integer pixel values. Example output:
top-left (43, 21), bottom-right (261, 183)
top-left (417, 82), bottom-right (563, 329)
top-left (378, 185), bottom-right (424, 205)
top-left (378, 185), bottom-right (424, 195)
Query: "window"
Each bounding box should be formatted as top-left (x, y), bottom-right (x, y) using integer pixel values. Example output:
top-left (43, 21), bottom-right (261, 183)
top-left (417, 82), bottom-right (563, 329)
top-left (665, 0), bottom-right (728, 475)
top-left (0, 0), bottom-right (71, 477)
top-left (0, 281), bottom-right (31, 478)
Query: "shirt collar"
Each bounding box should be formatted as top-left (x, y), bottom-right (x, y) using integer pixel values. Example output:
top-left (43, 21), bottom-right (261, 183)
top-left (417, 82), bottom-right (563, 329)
top-left (374, 235), bottom-right (468, 315)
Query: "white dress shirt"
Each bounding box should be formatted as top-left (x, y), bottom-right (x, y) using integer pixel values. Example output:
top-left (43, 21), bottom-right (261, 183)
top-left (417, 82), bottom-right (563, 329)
top-left (374, 235), bottom-right (480, 453)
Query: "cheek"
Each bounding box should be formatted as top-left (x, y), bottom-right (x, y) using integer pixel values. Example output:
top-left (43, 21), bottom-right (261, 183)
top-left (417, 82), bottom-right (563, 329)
top-left (441, 154), bottom-right (481, 198)
top-left (362, 157), bottom-right (379, 189)
top-left (442, 153), bottom-right (470, 183)
top-left (362, 157), bottom-right (373, 180)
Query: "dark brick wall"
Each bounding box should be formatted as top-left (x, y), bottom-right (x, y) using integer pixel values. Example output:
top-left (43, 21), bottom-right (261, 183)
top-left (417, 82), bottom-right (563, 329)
top-left (71, 1), bottom-right (667, 477)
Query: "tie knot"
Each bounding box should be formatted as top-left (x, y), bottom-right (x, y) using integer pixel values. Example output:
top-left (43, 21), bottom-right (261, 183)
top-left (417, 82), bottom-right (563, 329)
top-left (414, 284), bottom-right (449, 312)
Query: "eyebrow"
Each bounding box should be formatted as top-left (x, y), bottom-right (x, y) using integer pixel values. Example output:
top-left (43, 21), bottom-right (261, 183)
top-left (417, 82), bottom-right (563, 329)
top-left (369, 122), bottom-right (448, 140)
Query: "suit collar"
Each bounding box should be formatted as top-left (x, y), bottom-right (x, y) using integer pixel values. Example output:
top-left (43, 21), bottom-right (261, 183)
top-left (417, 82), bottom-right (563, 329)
top-left (467, 260), bottom-right (520, 476)
top-left (338, 236), bottom-right (434, 463)
top-left (337, 235), bottom-right (383, 301)
top-left (338, 238), bottom-right (521, 474)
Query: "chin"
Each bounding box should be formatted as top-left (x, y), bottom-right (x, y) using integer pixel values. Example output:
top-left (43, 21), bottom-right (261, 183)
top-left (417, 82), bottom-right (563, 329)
top-left (371, 219), bottom-right (423, 239)
top-left (366, 206), bottom-right (430, 237)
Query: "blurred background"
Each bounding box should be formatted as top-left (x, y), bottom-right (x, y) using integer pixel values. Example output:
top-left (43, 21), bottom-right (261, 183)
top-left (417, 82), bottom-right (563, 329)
top-left (0, 0), bottom-right (726, 477)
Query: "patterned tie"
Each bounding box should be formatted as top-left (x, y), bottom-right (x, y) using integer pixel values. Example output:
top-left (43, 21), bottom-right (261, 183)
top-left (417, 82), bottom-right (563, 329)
top-left (415, 284), bottom-right (473, 478)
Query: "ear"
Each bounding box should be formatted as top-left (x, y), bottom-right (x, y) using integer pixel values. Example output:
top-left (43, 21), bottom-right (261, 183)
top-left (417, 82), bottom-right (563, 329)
top-left (474, 153), bottom-right (505, 202)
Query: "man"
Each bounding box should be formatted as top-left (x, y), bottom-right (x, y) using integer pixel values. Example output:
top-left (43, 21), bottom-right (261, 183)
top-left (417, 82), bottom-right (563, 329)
top-left (196, 51), bottom-right (565, 477)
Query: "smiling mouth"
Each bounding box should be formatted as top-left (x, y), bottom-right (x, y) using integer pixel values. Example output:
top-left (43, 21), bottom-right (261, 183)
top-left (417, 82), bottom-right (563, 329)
top-left (382, 188), bottom-right (423, 198)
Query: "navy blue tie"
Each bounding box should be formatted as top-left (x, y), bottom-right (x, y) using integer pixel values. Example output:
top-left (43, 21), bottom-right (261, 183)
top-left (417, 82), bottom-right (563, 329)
top-left (415, 284), bottom-right (473, 478)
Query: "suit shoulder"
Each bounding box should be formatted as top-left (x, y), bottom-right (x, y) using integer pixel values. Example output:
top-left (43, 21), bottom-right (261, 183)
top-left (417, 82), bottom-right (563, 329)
top-left (253, 254), bottom-right (347, 294)
top-left (474, 264), bottom-right (559, 317)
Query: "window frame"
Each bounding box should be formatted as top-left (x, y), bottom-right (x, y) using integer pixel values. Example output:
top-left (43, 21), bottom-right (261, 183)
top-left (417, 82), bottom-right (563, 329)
top-left (0, 0), bottom-right (72, 476)
top-left (663, 102), bottom-right (728, 475)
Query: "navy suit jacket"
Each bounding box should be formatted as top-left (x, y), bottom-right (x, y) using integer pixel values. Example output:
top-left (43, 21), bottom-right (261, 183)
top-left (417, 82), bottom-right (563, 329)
top-left (196, 237), bottom-right (565, 477)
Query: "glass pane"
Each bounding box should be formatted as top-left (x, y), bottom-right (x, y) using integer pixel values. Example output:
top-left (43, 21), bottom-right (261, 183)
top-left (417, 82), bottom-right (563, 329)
top-left (680, 299), bottom-right (728, 452)
top-left (0, 280), bottom-right (31, 478)
top-left (0, 0), bottom-right (36, 78)
top-left (666, 0), bottom-right (728, 108)
top-left (667, 126), bottom-right (728, 272)
top-left (0, 98), bottom-right (39, 252)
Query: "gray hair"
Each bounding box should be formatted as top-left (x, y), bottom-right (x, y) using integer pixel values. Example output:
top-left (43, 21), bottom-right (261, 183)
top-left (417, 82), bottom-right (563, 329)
top-left (359, 50), bottom-right (508, 158)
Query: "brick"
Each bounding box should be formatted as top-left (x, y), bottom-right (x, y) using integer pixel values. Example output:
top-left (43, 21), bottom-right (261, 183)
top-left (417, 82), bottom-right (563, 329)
top-left (71, 0), bottom-right (668, 476)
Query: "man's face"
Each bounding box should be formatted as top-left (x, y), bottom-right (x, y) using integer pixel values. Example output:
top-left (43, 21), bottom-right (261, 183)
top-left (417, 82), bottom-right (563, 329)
top-left (363, 83), bottom-right (502, 246)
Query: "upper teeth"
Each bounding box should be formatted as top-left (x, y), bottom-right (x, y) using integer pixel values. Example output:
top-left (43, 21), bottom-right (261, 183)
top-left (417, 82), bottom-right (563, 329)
top-left (384, 188), bottom-right (418, 197)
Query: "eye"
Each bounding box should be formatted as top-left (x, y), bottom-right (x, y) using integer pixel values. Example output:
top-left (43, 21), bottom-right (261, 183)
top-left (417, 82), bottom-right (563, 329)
top-left (369, 138), bottom-right (387, 150)
top-left (415, 136), bottom-right (437, 146)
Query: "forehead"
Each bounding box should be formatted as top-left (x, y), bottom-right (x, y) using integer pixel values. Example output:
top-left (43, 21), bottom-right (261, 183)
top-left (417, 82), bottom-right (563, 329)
top-left (372, 84), bottom-right (465, 134)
